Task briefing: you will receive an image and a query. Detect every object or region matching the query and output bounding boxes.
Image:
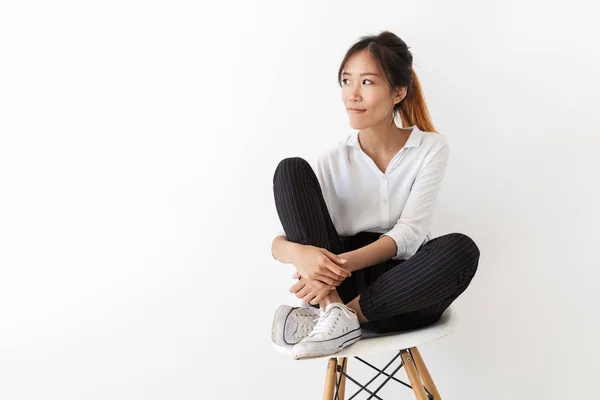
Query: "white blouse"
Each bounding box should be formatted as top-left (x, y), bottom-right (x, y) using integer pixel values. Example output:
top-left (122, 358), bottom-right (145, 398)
top-left (274, 125), bottom-right (450, 260)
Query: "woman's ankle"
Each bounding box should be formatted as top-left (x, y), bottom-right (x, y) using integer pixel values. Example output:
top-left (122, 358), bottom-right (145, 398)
top-left (320, 290), bottom-right (343, 308)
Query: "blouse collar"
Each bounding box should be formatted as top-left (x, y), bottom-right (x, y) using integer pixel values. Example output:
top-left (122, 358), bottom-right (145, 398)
top-left (346, 125), bottom-right (423, 150)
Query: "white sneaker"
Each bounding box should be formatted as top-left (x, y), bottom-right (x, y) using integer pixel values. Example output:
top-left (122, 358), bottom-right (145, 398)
top-left (292, 302), bottom-right (362, 360)
top-left (271, 304), bottom-right (321, 346)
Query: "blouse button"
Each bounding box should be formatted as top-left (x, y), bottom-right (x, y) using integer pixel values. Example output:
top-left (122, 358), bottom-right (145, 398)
top-left (383, 198), bottom-right (388, 203)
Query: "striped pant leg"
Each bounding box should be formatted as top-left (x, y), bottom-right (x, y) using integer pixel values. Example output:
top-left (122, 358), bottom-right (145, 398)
top-left (273, 157), bottom-right (359, 303)
top-left (359, 232), bottom-right (480, 333)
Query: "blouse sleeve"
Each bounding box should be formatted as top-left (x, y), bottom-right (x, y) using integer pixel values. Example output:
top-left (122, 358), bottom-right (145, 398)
top-left (380, 142), bottom-right (450, 260)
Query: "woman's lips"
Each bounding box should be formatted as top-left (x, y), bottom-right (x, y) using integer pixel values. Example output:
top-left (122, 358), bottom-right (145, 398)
top-left (347, 109), bottom-right (366, 114)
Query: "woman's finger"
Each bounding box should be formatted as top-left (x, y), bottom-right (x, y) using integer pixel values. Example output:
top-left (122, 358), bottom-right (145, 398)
top-left (315, 268), bottom-right (344, 284)
top-left (296, 286), bottom-right (311, 299)
top-left (310, 277), bottom-right (338, 291)
top-left (303, 290), bottom-right (318, 304)
top-left (310, 291), bottom-right (328, 305)
top-left (289, 281), bottom-right (301, 293)
top-left (325, 260), bottom-right (352, 279)
top-left (307, 279), bottom-right (328, 290)
top-left (289, 279), bottom-right (305, 293)
top-left (322, 249), bottom-right (348, 265)
top-left (314, 273), bottom-right (343, 287)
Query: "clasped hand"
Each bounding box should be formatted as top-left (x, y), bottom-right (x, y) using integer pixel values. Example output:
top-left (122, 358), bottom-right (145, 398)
top-left (287, 245), bottom-right (351, 305)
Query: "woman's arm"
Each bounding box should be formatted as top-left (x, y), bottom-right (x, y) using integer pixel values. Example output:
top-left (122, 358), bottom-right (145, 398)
top-left (381, 142), bottom-right (450, 260)
top-left (271, 235), bottom-right (302, 264)
top-left (337, 235), bottom-right (397, 273)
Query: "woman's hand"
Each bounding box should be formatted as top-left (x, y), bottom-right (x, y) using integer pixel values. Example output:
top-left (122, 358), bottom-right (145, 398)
top-left (292, 245), bottom-right (351, 286)
top-left (289, 272), bottom-right (335, 305)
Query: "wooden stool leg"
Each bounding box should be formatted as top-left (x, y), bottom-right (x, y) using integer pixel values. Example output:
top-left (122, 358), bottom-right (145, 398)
top-left (401, 350), bottom-right (428, 400)
top-left (411, 347), bottom-right (442, 399)
top-left (336, 357), bottom-right (348, 400)
top-left (322, 358), bottom-right (338, 400)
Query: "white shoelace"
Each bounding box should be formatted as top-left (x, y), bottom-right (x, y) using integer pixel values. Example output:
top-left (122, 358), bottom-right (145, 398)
top-left (292, 310), bottom-right (320, 340)
top-left (308, 304), bottom-right (353, 338)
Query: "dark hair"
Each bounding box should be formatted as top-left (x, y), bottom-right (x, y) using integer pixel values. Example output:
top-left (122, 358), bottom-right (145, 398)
top-left (337, 30), bottom-right (438, 134)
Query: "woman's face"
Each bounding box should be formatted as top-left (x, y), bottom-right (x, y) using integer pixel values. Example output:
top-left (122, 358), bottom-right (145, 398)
top-left (341, 50), bottom-right (406, 129)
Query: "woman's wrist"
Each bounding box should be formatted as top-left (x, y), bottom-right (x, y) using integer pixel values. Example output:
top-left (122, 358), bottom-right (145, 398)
top-left (272, 237), bottom-right (304, 264)
top-left (338, 251), bottom-right (358, 273)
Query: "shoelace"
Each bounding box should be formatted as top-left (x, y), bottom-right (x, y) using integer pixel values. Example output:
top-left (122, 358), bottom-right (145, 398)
top-left (292, 310), bottom-right (320, 340)
top-left (308, 305), bottom-right (353, 338)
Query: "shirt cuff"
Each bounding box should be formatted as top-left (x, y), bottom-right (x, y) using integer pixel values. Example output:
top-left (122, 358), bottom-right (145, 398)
top-left (380, 231), bottom-right (407, 260)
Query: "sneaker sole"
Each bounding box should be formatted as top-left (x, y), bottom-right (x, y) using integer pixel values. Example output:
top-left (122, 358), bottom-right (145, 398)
top-left (293, 333), bottom-right (362, 360)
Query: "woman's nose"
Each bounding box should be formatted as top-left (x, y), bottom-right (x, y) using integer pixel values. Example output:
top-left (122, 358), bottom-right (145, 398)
top-left (349, 86), bottom-right (361, 100)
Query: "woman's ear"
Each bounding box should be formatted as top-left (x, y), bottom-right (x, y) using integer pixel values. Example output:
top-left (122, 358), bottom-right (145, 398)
top-left (393, 86), bottom-right (407, 105)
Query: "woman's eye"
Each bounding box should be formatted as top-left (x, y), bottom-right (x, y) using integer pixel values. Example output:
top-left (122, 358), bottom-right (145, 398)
top-left (342, 79), bottom-right (373, 85)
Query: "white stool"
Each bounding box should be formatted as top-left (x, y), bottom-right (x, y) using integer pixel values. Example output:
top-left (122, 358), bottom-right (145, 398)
top-left (273, 303), bottom-right (457, 400)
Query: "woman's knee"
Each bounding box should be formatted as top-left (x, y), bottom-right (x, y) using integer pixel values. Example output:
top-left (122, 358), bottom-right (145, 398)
top-left (450, 233), bottom-right (480, 277)
top-left (451, 233), bottom-right (480, 258)
top-left (438, 233), bottom-right (480, 270)
top-left (273, 157), bottom-right (315, 186)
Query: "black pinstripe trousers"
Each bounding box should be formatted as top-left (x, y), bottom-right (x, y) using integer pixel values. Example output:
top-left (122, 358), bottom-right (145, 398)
top-left (273, 157), bottom-right (480, 334)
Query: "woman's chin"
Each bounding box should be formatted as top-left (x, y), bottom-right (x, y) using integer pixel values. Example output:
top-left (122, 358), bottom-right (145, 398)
top-left (349, 121), bottom-right (365, 130)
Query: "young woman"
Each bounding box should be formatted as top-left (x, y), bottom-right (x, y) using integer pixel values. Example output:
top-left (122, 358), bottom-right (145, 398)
top-left (270, 31), bottom-right (480, 360)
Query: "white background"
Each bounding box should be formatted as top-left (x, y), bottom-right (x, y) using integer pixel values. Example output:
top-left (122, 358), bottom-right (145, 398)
top-left (1, 1), bottom-right (599, 399)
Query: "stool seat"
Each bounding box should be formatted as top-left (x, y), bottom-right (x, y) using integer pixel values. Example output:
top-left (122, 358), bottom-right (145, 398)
top-left (273, 306), bottom-right (456, 359)
top-left (273, 303), bottom-right (459, 399)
